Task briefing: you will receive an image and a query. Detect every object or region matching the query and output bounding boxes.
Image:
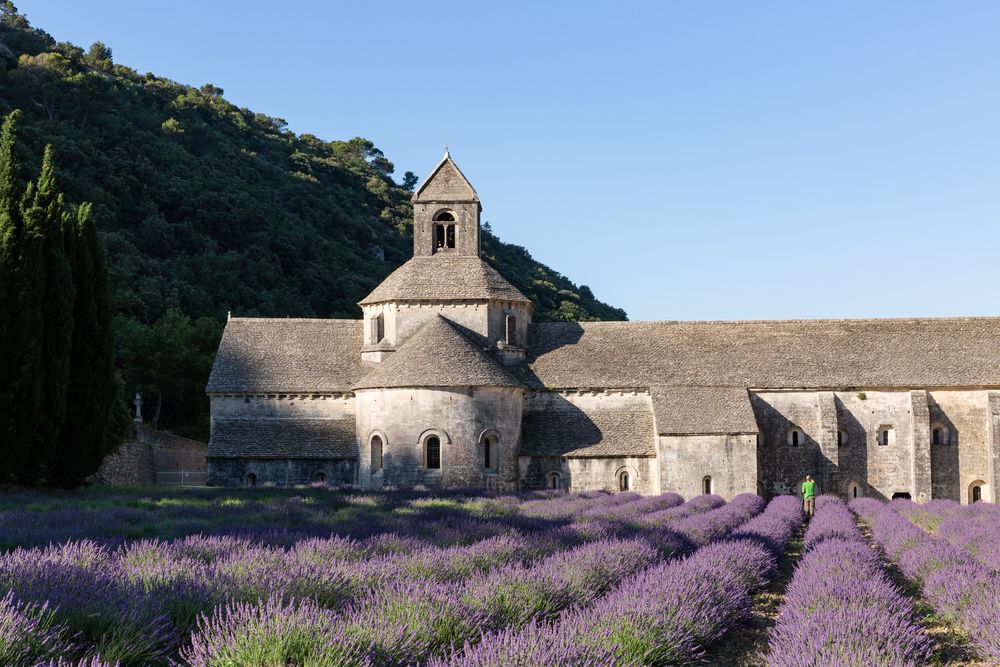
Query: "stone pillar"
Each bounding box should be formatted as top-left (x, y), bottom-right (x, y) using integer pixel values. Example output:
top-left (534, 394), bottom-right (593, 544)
top-left (987, 392), bottom-right (1000, 503)
top-left (910, 390), bottom-right (932, 503)
top-left (816, 391), bottom-right (840, 495)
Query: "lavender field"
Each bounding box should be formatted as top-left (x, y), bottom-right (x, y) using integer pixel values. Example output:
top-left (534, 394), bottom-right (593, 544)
top-left (0, 486), bottom-right (995, 666)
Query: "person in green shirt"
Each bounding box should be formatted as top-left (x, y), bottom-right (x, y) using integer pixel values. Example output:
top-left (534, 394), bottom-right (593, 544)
top-left (802, 475), bottom-right (816, 517)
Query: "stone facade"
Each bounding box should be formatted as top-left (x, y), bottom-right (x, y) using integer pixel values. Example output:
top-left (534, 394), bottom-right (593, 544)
top-left (205, 151), bottom-right (1000, 504)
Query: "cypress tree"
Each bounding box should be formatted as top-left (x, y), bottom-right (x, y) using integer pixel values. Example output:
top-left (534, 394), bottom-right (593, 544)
top-left (20, 146), bottom-right (75, 481)
top-left (0, 111), bottom-right (20, 480)
top-left (0, 117), bottom-right (46, 480)
top-left (54, 203), bottom-right (121, 484)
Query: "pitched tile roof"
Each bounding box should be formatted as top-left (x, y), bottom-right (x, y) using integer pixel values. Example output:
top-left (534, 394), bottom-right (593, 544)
top-left (206, 318), bottom-right (366, 394)
top-left (358, 256), bottom-right (531, 306)
top-left (526, 318), bottom-right (1000, 391)
top-left (651, 386), bottom-right (758, 434)
top-left (208, 418), bottom-right (357, 458)
top-left (520, 407), bottom-right (656, 457)
top-left (354, 316), bottom-right (522, 390)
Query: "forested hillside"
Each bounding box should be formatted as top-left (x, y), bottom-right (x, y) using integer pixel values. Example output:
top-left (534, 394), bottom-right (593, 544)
top-left (0, 4), bottom-right (626, 438)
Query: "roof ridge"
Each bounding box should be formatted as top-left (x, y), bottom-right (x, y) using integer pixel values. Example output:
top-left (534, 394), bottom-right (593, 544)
top-left (532, 315), bottom-right (1000, 326)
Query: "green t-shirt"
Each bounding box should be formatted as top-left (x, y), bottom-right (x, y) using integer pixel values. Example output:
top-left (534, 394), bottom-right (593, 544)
top-left (802, 480), bottom-right (816, 499)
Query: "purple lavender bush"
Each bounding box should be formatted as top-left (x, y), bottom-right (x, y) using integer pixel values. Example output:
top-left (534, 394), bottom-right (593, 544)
top-left (852, 497), bottom-right (1000, 663)
top-left (769, 497), bottom-right (933, 666)
top-left (437, 493), bottom-right (793, 666)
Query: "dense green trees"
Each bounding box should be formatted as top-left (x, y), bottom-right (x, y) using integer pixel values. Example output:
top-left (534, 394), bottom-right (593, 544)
top-left (0, 111), bottom-right (125, 484)
top-left (0, 5), bottom-right (626, 440)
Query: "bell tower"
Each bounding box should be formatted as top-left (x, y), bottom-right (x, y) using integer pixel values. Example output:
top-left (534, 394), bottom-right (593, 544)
top-left (411, 148), bottom-right (481, 257)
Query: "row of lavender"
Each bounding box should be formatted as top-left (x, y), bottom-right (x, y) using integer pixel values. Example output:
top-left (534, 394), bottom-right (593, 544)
top-left (184, 494), bottom-right (758, 666)
top-left (431, 494), bottom-right (803, 666)
top-left (894, 498), bottom-right (1000, 572)
top-left (0, 490), bottom-right (714, 666)
top-left (767, 497), bottom-right (931, 665)
top-left (852, 497), bottom-right (1000, 663)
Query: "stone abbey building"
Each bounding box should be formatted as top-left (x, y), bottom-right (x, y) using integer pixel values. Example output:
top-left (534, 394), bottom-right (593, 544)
top-left (207, 152), bottom-right (1000, 504)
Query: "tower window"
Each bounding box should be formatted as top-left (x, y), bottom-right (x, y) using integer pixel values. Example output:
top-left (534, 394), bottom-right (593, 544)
top-left (505, 314), bottom-right (517, 346)
top-left (446, 225), bottom-right (456, 248)
top-left (434, 224), bottom-right (445, 250)
top-left (425, 435), bottom-right (441, 470)
top-left (434, 210), bottom-right (456, 222)
top-left (368, 313), bottom-right (384, 344)
top-left (371, 435), bottom-right (383, 472)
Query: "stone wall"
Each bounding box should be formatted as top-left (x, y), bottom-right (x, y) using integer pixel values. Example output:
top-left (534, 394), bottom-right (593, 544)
top-left (355, 386), bottom-right (522, 489)
top-left (93, 426), bottom-right (207, 486)
top-left (657, 434), bottom-right (757, 500)
top-left (929, 390), bottom-right (992, 503)
top-left (518, 455), bottom-right (657, 494)
top-left (207, 457), bottom-right (355, 487)
top-left (753, 390), bottom-right (919, 499)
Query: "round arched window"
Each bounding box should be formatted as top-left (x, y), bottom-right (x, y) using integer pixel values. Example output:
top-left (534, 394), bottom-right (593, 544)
top-left (425, 435), bottom-right (441, 469)
top-left (619, 471), bottom-right (630, 492)
top-left (312, 471), bottom-right (326, 484)
top-left (245, 472), bottom-right (257, 488)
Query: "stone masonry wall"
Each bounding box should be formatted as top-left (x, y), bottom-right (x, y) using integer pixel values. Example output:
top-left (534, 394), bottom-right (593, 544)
top-left (658, 434), bottom-right (757, 500)
top-left (929, 390), bottom-right (992, 503)
top-left (518, 455), bottom-right (657, 494)
top-left (355, 386), bottom-right (522, 490)
top-left (94, 426), bottom-right (207, 486)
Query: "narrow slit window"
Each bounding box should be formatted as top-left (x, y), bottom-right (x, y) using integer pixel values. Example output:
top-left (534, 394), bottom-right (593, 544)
top-left (371, 435), bottom-right (383, 472)
top-left (484, 439), bottom-right (491, 469)
top-left (791, 431), bottom-right (799, 447)
top-left (619, 471), bottom-right (629, 491)
top-left (702, 476), bottom-right (712, 495)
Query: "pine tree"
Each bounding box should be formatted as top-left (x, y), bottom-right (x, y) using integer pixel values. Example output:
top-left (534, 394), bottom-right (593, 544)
top-left (20, 145), bottom-right (75, 481)
top-left (54, 202), bottom-right (122, 484)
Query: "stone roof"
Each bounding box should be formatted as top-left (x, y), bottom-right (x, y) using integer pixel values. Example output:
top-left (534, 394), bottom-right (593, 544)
top-left (359, 256), bottom-right (531, 306)
top-left (520, 407), bottom-right (656, 457)
top-left (651, 386), bottom-right (758, 434)
top-left (413, 152), bottom-right (479, 202)
top-left (209, 418), bottom-right (357, 459)
top-left (206, 318), bottom-right (366, 394)
top-left (526, 318), bottom-right (1000, 391)
top-left (354, 316), bottom-right (522, 390)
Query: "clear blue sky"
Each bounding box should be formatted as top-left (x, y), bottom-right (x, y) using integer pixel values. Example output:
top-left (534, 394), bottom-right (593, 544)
top-left (18, 1), bottom-right (1000, 321)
